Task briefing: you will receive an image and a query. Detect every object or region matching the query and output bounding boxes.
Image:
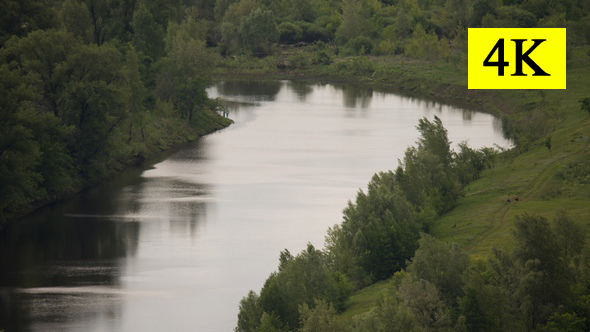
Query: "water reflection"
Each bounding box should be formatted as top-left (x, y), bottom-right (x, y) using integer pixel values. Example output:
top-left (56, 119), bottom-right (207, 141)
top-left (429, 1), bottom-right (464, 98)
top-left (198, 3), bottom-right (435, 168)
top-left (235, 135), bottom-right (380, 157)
top-left (215, 80), bottom-right (282, 102)
top-left (0, 80), bottom-right (512, 332)
top-left (286, 81), bottom-right (313, 101)
top-left (335, 83), bottom-right (373, 109)
top-left (0, 209), bottom-right (140, 331)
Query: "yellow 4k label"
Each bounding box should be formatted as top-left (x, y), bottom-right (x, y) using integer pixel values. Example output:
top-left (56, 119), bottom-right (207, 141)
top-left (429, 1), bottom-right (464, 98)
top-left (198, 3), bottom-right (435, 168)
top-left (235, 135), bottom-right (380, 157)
top-left (468, 28), bottom-right (566, 89)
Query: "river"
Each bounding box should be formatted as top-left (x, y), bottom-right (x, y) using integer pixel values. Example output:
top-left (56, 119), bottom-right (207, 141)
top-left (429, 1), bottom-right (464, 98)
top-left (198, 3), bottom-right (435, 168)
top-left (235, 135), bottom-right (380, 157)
top-left (0, 80), bottom-right (511, 331)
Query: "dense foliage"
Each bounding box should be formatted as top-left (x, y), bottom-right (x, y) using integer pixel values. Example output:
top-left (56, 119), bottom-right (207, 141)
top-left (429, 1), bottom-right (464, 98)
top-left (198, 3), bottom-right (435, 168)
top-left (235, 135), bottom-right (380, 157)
top-left (348, 210), bottom-right (590, 332)
top-left (236, 117), bottom-right (499, 331)
top-left (0, 0), bottom-right (231, 222)
top-left (205, 0), bottom-right (590, 58)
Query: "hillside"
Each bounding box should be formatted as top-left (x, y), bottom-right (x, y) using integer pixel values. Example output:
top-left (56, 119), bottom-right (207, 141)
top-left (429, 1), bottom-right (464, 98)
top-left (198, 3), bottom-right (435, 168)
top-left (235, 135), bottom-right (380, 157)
top-left (336, 48), bottom-right (590, 324)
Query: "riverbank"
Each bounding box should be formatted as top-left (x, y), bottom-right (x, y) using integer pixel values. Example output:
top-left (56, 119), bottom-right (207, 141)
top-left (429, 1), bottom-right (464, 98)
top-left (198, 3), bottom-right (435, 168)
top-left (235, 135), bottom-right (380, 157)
top-left (217, 48), bottom-right (590, 321)
top-left (2, 108), bottom-right (232, 226)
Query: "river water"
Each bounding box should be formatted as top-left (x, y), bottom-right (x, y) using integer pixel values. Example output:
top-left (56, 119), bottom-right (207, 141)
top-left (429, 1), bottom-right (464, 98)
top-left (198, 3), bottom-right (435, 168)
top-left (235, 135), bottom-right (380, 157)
top-left (0, 80), bottom-right (511, 331)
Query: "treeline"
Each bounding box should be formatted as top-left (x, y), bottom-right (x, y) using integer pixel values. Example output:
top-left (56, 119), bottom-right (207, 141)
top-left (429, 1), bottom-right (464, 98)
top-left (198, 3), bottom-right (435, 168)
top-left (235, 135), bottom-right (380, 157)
top-left (0, 0), bottom-right (231, 222)
top-left (236, 116), bottom-right (500, 331)
top-left (205, 0), bottom-right (590, 59)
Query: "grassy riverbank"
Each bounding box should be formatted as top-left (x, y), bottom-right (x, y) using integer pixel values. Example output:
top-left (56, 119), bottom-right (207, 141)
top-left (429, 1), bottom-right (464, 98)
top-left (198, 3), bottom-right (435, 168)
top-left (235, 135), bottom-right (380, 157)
top-left (218, 47), bottom-right (590, 322)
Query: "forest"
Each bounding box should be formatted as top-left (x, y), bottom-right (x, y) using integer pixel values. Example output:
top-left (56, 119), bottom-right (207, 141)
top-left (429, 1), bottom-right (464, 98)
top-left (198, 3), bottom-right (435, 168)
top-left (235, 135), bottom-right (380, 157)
top-left (0, 0), bottom-right (231, 222)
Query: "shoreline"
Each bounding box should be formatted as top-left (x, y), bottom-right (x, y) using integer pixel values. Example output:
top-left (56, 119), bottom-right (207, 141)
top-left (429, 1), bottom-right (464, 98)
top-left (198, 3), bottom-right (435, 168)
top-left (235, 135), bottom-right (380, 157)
top-left (2, 111), bottom-right (232, 227)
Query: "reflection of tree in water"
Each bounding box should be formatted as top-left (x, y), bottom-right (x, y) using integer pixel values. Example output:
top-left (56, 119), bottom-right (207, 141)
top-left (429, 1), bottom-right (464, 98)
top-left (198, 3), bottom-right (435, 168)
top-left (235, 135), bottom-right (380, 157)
top-left (336, 84), bottom-right (373, 109)
top-left (286, 81), bottom-right (313, 101)
top-left (462, 109), bottom-right (474, 121)
top-left (216, 80), bottom-right (282, 101)
top-left (0, 165), bottom-right (147, 331)
top-left (0, 210), bottom-right (140, 330)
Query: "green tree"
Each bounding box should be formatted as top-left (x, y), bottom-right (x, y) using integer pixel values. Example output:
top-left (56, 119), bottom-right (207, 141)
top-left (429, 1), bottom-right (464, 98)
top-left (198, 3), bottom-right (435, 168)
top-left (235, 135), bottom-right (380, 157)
top-left (59, 0), bottom-right (94, 43)
top-left (298, 299), bottom-right (346, 332)
top-left (0, 64), bottom-right (42, 221)
top-left (256, 244), bottom-right (353, 330)
top-left (579, 97), bottom-right (590, 116)
top-left (398, 277), bottom-right (453, 330)
top-left (0, 0), bottom-right (56, 46)
top-left (407, 234), bottom-right (469, 306)
top-left (238, 8), bottom-right (279, 56)
top-left (156, 14), bottom-right (213, 121)
top-left (63, 42), bottom-right (128, 176)
top-left (235, 291), bottom-right (263, 332)
top-left (132, 1), bottom-right (166, 60)
top-left (3, 29), bottom-right (77, 117)
top-left (259, 312), bottom-right (287, 332)
top-left (335, 0), bottom-right (373, 43)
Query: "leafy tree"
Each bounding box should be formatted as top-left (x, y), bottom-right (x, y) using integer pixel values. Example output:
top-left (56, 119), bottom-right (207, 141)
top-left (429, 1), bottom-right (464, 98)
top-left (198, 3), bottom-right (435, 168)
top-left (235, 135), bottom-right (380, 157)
top-left (0, 0), bottom-right (56, 46)
top-left (551, 210), bottom-right (586, 266)
top-left (335, 0), bottom-right (374, 43)
top-left (398, 277), bottom-right (453, 330)
top-left (132, 1), bottom-right (166, 60)
top-left (298, 299), bottom-right (346, 332)
top-left (278, 22), bottom-right (302, 44)
top-left (156, 14), bottom-right (213, 121)
top-left (238, 8), bottom-right (279, 56)
top-left (328, 171), bottom-right (421, 285)
top-left (255, 244), bottom-right (353, 330)
top-left (0, 64), bottom-right (43, 220)
top-left (3, 29), bottom-right (77, 117)
top-left (235, 291), bottom-right (263, 332)
top-left (454, 142), bottom-right (488, 186)
top-left (258, 312), bottom-right (287, 332)
top-left (122, 44), bottom-right (148, 146)
top-left (59, 0), bottom-right (94, 43)
top-left (542, 312), bottom-right (586, 332)
top-left (407, 234), bottom-right (469, 306)
top-left (579, 97), bottom-right (590, 116)
top-left (471, 0), bottom-right (497, 27)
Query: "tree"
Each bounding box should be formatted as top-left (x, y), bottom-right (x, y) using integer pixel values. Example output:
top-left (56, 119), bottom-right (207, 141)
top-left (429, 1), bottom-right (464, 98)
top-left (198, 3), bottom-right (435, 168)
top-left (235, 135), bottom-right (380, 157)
top-left (579, 97), bottom-right (590, 116)
top-left (156, 14), bottom-right (213, 121)
top-left (552, 210), bottom-right (585, 265)
top-left (238, 8), bottom-right (279, 56)
top-left (298, 299), bottom-right (346, 332)
top-left (545, 136), bottom-right (552, 155)
top-left (398, 277), bottom-right (453, 330)
top-left (0, 64), bottom-right (43, 220)
top-left (0, 0), bottom-right (56, 46)
top-left (3, 29), bottom-right (77, 117)
top-left (256, 244), bottom-right (353, 330)
top-left (235, 291), bottom-right (263, 332)
top-left (220, 0), bottom-right (278, 55)
top-left (407, 234), bottom-right (469, 306)
top-left (335, 0), bottom-right (374, 43)
top-left (59, 0), bottom-right (94, 44)
top-left (132, 1), bottom-right (166, 60)
top-left (512, 213), bottom-right (573, 329)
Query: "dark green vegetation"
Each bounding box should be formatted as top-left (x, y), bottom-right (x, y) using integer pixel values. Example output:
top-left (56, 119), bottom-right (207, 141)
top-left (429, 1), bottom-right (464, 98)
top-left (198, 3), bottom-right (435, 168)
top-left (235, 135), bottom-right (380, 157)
top-left (225, 0), bottom-right (590, 330)
top-left (0, 0), bottom-right (231, 222)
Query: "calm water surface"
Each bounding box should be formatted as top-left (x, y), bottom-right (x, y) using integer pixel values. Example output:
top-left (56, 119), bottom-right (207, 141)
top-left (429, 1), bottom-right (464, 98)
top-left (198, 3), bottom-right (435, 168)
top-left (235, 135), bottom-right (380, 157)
top-left (0, 80), bottom-right (511, 331)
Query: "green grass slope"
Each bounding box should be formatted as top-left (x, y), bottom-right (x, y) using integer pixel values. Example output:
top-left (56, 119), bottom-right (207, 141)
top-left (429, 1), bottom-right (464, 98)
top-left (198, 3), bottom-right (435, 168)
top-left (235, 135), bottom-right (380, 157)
top-left (335, 49), bottom-right (590, 319)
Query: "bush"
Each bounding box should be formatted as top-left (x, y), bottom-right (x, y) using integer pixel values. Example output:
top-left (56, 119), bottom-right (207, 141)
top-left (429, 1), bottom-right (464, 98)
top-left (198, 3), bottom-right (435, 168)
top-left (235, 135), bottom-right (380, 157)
top-left (345, 36), bottom-right (373, 55)
top-left (288, 52), bottom-right (312, 69)
top-left (278, 22), bottom-right (302, 44)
